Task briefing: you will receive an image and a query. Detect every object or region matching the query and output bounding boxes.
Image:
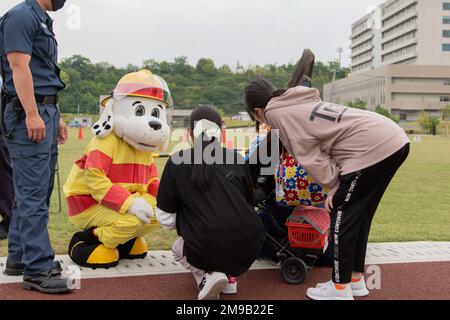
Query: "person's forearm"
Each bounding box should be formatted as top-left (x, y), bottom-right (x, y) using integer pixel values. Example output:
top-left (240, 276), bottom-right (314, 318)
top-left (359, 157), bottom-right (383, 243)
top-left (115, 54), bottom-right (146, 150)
top-left (11, 64), bottom-right (38, 116)
top-left (156, 208), bottom-right (176, 229)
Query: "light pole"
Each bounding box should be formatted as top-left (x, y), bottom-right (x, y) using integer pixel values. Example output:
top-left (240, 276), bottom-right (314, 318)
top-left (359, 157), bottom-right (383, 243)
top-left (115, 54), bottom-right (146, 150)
top-left (330, 47), bottom-right (343, 103)
top-left (337, 47), bottom-right (343, 67)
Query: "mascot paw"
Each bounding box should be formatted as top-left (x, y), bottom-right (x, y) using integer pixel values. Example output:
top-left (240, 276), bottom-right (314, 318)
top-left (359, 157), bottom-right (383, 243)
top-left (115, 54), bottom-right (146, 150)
top-left (117, 237), bottom-right (148, 260)
top-left (128, 198), bottom-right (153, 224)
top-left (68, 233), bottom-right (119, 269)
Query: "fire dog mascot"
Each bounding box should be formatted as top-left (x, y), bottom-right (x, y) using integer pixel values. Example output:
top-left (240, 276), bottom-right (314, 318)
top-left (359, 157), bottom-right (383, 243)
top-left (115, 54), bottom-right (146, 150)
top-left (63, 70), bottom-right (172, 268)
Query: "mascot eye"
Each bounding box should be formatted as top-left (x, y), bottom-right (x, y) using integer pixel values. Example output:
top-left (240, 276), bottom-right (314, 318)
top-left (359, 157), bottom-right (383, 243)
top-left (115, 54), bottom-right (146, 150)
top-left (151, 108), bottom-right (160, 118)
top-left (135, 105), bottom-right (145, 117)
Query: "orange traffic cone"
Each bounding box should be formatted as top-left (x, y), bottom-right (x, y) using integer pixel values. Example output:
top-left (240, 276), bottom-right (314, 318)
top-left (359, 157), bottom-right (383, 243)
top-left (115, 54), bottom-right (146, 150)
top-left (78, 127), bottom-right (84, 140)
top-left (222, 127), bottom-right (226, 144)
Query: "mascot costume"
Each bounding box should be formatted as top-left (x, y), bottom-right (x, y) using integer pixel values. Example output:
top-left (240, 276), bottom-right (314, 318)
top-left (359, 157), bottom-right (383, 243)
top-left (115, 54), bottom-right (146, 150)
top-left (63, 70), bottom-right (172, 268)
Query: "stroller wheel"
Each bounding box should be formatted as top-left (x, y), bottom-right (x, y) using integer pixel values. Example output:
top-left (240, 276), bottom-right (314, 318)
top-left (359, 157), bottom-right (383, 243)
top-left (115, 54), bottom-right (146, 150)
top-left (281, 257), bottom-right (307, 285)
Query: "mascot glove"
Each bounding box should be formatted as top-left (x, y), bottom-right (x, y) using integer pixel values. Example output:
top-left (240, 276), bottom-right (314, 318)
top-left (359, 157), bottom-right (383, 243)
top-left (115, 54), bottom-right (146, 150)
top-left (128, 197), bottom-right (154, 224)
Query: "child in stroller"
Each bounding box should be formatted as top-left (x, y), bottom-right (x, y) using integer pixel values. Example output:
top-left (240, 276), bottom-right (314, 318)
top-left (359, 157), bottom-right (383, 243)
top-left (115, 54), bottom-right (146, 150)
top-left (246, 123), bottom-right (333, 284)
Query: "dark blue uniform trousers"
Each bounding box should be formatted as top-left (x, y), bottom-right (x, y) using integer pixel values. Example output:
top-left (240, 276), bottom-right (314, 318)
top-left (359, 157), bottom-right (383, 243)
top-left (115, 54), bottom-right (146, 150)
top-left (0, 137), bottom-right (14, 228)
top-left (3, 102), bottom-right (58, 276)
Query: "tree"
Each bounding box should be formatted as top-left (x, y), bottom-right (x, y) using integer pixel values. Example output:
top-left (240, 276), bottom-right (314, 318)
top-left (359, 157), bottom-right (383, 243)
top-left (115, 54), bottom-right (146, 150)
top-left (429, 116), bottom-right (440, 136)
top-left (196, 58), bottom-right (217, 78)
top-left (375, 106), bottom-right (399, 123)
top-left (418, 111), bottom-right (440, 135)
top-left (443, 105), bottom-right (450, 137)
top-left (57, 54), bottom-right (348, 116)
top-left (347, 99), bottom-right (367, 110)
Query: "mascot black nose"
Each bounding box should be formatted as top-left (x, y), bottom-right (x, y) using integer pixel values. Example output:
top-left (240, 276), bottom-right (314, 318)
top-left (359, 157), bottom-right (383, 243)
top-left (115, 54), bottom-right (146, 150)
top-left (149, 121), bottom-right (162, 131)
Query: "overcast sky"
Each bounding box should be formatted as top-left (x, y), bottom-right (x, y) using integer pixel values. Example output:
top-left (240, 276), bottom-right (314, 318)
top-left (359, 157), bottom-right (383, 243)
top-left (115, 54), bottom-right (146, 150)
top-left (0, 0), bottom-right (385, 68)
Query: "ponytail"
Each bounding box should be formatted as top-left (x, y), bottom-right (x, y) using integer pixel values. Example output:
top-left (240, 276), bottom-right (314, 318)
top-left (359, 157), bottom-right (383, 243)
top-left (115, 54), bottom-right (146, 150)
top-left (189, 106), bottom-right (222, 189)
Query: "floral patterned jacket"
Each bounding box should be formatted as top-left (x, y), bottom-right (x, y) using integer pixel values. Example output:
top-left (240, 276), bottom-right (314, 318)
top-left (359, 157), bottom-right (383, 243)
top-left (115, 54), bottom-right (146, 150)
top-left (275, 150), bottom-right (328, 207)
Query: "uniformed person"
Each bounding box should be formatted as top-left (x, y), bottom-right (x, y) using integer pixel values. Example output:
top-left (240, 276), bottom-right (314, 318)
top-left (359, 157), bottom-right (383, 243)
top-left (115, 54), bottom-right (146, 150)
top-left (0, 0), bottom-right (71, 293)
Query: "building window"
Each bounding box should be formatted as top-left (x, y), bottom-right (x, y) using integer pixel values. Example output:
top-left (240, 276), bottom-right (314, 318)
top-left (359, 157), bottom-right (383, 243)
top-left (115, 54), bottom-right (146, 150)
top-left (443, 43), bottom-right (450, 51)
top-left (441, 96), bottom-right (450, 102)
top-left (444, 80), bottom-right (450, 85)
top-left (444, 3), bottom-right (450, 10)
top-left (400, 113), bottom-right (407, 121)
top-left (444, 16), bottom-right (450, 24)
top-left (444, 30), bottom-right (450, 37)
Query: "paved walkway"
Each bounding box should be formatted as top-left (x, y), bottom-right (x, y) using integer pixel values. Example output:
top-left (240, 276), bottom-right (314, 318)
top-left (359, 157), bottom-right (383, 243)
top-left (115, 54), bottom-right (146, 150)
top-left (1, 241), bottom-right (449, 300)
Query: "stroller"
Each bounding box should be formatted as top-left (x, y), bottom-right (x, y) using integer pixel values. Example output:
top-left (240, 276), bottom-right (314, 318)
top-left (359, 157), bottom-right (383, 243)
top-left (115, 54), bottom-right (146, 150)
top-left (247, 131), bottom-right (332, 284)
top-left (246, 49), bottom-right (332, 284)
top-left (258, 203), bottom-right (330, 284)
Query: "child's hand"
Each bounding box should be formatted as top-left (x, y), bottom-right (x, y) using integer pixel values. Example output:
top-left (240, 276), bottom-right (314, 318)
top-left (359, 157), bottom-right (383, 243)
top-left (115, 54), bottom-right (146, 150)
top-left (325, 194), bottom-right (334, 212)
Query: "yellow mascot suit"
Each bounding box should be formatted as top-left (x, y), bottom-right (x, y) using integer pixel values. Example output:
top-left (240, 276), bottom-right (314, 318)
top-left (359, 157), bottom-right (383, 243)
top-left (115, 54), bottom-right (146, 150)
top-left (64, 70), bottom-right (172, 268)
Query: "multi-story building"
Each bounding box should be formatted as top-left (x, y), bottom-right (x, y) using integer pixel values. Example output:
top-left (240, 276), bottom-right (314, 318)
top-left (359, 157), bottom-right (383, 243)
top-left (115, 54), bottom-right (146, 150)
top-left (324, 0), bottom-right (450, 120)
top-left (324, 64), bottom-right (450, 120)
top-left (350, 0), bottom-right (450, 72)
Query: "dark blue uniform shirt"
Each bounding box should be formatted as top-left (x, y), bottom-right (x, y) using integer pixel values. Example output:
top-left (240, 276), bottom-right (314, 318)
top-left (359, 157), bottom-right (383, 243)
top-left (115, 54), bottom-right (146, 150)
top-left (0, 0), bottom-right (65, 96)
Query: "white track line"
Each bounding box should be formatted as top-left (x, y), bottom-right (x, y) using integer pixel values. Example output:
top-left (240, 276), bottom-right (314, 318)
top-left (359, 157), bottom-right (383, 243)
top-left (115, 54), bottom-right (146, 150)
top-left (1, 241), bottom-right (449, 285)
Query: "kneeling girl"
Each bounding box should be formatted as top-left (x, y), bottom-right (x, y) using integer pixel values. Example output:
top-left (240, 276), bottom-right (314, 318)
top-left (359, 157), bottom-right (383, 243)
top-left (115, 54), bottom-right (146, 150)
top-left (156, 106), bottom-right (265, 300)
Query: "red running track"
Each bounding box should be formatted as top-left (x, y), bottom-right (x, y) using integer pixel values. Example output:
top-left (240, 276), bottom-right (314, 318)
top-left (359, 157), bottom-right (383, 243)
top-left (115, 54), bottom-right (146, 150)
top-left (0, 262), bottom-right (449, 300)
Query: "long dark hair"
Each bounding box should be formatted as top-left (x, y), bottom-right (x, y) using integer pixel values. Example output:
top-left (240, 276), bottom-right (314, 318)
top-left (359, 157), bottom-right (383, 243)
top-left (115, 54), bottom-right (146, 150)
top-left (189, 106), bottom-right (223, 189)
top-left (244, 78), bottom-right (286, 120)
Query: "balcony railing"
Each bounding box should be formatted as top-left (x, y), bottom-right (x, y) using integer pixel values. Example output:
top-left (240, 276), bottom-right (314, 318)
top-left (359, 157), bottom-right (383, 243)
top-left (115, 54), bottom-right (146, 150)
top-left (382, 0), bottom-right (418, 20)
top-left (382, 22), bottom-right (417, 44)
top-left (351, 32), bottom-right (374, 48)
top-left (350, 44), bottom-right (374, 58)
top-left (382, 9), bottom-right (417, 32)
top-left (381, 37), bottom-right (417, 55)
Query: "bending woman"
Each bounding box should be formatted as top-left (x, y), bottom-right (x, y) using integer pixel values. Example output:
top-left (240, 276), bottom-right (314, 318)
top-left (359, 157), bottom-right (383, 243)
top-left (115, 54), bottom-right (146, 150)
top-left (156, 106), bottom-right (265, 300)
top-left (244, 79), bottom-right (409, 300)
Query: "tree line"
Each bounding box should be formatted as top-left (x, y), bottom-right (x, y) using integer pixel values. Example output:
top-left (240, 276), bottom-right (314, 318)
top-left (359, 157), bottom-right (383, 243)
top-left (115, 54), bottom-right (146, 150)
top-left (58, 55), bottom-right (349, 115)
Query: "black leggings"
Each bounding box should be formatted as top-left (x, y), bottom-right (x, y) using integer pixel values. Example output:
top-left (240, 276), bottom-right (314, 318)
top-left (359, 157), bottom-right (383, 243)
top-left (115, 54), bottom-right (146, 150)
top-left (331, 144), bottom-right (410, 283)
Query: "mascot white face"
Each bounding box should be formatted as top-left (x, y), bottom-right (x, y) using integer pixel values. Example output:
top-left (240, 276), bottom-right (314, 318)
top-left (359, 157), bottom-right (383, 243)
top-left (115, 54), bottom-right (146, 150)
top-left (92, 70), bottom-right (172, 153)
top-left (112, 97), bottom-right (169, 152)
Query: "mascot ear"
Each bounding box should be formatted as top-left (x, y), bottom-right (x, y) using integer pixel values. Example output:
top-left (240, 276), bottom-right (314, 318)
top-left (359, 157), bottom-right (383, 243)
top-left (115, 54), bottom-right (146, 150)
top-left (92, 98), bottom-right (114, 138)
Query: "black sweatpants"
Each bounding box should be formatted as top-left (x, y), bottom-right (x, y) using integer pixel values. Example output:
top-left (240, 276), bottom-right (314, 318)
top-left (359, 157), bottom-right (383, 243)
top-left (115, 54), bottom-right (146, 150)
top-left (331, 143), bottom-right (410, 283)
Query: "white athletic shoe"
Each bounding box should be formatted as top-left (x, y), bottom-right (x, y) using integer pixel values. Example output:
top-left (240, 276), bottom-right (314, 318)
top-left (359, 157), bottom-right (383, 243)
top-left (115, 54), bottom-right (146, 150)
top-left (307, 281), bottom-right (354, 300)
top-left (316, 277), bottom-right (369, 297)
top-left (198, 272), bottom-right (228, 300)
top-left (349, 277), bottom-right (370, 297)
top-left (222, 276), bottom-right (238, 294)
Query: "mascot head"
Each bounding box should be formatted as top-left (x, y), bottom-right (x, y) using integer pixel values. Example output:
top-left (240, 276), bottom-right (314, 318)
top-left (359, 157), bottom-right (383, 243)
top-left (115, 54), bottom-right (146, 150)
top-left (92, 70), bottom-right (172, 153)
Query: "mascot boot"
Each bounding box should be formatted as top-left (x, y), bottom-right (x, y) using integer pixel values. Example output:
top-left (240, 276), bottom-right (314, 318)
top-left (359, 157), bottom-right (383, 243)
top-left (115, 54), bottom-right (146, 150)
top-left (68, 227), bottom-right (120, 269)
top-left (117, 237), bottom-right (148, 260)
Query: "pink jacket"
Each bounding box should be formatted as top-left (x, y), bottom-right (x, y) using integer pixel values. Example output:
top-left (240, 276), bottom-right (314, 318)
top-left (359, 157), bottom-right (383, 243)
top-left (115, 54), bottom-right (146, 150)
top-left (264, 86), bottom-right (409, 195)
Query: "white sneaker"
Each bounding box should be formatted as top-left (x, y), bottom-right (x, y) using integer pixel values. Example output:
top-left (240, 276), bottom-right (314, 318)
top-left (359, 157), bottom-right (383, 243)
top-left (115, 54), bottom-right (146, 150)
top-left (222, 276), bottom-right (238, 294)
top-left (307, 281), bottom-right (354, 300)
top-left (349, 277), bottom-right (370, 297)
top-left (198, 272), bottom-right (228, 300)
top-left (316, 277), bottom-right (369, 297)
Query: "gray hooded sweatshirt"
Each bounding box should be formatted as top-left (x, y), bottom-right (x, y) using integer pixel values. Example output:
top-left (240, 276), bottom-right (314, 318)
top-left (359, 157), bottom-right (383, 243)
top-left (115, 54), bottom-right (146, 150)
top-left (264, 86), bottom-right (409, 195)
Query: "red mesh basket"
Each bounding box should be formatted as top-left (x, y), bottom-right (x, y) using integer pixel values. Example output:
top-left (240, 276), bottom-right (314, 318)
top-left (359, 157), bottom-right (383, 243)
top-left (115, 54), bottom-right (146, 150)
top-left (286, 221), bottom-right (329, 249)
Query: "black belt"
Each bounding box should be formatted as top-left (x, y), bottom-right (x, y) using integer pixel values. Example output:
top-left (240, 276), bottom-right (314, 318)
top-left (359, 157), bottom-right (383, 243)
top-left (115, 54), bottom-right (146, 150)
top-left (6, 95), bottom-right (58, 113)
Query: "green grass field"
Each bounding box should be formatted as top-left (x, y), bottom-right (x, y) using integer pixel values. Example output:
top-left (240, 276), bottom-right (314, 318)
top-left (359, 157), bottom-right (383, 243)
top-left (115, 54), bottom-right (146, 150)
top-left (0, 128), bottom-right (449, 256)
